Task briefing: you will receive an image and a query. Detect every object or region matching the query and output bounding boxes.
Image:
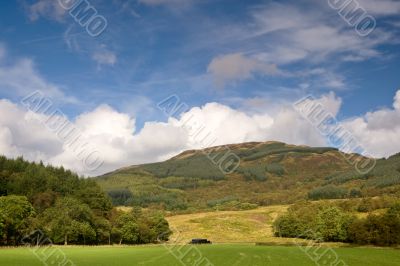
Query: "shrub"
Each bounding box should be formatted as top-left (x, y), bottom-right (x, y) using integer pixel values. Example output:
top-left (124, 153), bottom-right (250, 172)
top-left (315, 207), bottom-right (352, 242)
top-left (308, 185), bottom-right (348, 200)
top-left (142, 155), bottom-right (225, 180)
top-left (274, 201), bottom-right (400, 246)
top-left (237, 166), bottom-right (268, 181)
top-left (207, 196), bottom-right (238, 208)
top-left (349, 188), bottom-right (362, 198)
top-left (107, 189), bottom-right (133, 206)
top-left (212, 201), bottom-right (258, 211)
top-left (266, 163), bottom-right (285, 176)
top-left (348, 204), bottom-right (400, 245)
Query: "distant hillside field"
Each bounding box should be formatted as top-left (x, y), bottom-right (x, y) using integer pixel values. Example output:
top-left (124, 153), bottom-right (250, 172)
top-left (166, 205), bottom-right (288, 244)
top-left (96, 141), bottom-right (400, 211)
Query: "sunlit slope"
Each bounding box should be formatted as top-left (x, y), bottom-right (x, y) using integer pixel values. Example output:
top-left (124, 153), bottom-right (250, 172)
top-left (96, 141), bottom-right (400, 211)
top-left (166, 205), bottom-right (288, 243)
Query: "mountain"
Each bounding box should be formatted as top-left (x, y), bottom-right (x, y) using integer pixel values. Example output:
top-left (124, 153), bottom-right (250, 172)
top-left (95, 141), bottom-right (400, 211)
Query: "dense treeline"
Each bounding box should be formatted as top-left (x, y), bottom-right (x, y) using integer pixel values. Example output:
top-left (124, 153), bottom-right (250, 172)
top-left (308, 185), bottom-right (349, 200)
top-left (141, 155), bottom-right (226, 180)
top-left (274, 200), bottom-right (400, 246)
top-left (0, 156), bottom-right (171, 246)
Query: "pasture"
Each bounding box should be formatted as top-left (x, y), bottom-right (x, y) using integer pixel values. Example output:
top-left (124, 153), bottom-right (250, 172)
top-left (0, 244), bottom-right (399, 266)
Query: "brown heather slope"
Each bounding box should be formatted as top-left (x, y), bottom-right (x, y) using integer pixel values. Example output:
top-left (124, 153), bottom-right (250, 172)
top-left (96, 141), bottom-right (400, 211)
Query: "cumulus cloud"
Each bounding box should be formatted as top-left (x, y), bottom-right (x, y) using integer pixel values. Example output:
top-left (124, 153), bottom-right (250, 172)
top-left (0, 100), bottom-right (188, 176)
top-left (0, 93), bottom-right (331, 176)
top-left (207, 53), bottom-right (279, 88)
top-left (1, 90), bottom-right (400, 176)
top-left (394, 90), bottom-right (400, 110)
top-left (0, 99), bottom-right (64, 160)
top-left (343, 90), bottom-right (400, 158)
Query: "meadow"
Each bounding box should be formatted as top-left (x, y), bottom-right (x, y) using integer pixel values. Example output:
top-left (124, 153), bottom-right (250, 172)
top-left (166, 205), bottom-right (288, 243)
top-left (0, 244), bottom-right (399, 266)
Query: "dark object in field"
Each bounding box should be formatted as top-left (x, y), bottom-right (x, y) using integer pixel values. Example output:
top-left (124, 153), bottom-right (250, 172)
top-left (190, 239), bottom-right (212, 244)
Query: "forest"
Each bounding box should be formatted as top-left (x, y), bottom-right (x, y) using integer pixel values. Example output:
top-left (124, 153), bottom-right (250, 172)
top-left (0, 156), bottom-right (171, 246)
top-left (274, 199), bottom-right (400, 246)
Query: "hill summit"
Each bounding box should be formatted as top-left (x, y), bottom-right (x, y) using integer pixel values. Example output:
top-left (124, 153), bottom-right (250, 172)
top-left (96, 141), bottom-right (400, 211)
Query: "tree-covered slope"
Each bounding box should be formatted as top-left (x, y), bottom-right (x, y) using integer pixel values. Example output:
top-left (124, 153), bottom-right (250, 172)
top-left (96, 141), bottom-right (400, 211)
top-left (0, 156), bottom-right (171, 246)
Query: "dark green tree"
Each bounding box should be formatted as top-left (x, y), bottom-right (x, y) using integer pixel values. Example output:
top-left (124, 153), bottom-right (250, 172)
top-left (42, 197), bottom-right (95, 245)
top-left (0, 195), bottom-right (35, 245)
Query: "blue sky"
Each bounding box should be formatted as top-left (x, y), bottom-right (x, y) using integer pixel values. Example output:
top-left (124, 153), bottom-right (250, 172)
top-left (0, 0), bottom-right (400, 175)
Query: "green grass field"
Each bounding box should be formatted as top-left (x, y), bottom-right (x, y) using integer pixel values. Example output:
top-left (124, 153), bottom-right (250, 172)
top-left (0, 244), bottom-right (399, 266)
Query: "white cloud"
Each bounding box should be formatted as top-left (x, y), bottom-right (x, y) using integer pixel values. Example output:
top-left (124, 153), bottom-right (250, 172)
top-left (173, 101), bottom-right (328, 149)
top-left (394, 90), bottom-right (400, 110)
top-left (92, 50), bottom-right (117, 66)
top-left (138, 0), bottom-right (189, 7)
top-left (250, 4), bottom-right (390, 65)
top-left (27, 0), bottom-right (67, 22)
top-left (0, 58), bottom-right (77, 103)
top-left (357, 0), bottom-right (400, 16)
top-left (0, 100), bottom-right (188, 176)
top-left (302, 68), bottom-right (347, 90)
top-left (0, 45), bottom-right (77, 103)
top-left (343, 90), bottom-right (400, 158)
top-left (2, 90), bottom-right (400, 176)
top-left (0, 93), bottom-right (329, 176)
top-left (207, 53), bottom-right (278, 88)
top-left (0, 99), bottom-right (64, 160)
top-left (201, 2), bottom-right (395, 90)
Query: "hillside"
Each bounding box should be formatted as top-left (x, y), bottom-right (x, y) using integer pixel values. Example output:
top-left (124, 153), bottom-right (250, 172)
top-left (166, 205), bottom-right (288, 244)
top-left (96, 141), bottom-right (400, 211)
top-left (165, 203), bottom-right (388, 244)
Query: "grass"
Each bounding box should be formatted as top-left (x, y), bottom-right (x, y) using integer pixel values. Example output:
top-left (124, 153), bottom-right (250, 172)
top-left (1, 202), bottom-right (399, 265)
top-left (166, 205), bottom-right (289, 243)
top-left (0, 244), bottom-right (399, 266)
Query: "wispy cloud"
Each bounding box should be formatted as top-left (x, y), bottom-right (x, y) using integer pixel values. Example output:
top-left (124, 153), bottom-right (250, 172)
top-left (207, 53), bottom-right (279, 88)
top-left (26, 0), bottom-right (67, 22)
top-left (92, 47), bottom-right (117, 66)
top-left (0, 46), bottom-right (78, 104)
top-left (357, 0), bottom-right (400, 15)
top-left (138, 0), bottom-right (191, 7)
